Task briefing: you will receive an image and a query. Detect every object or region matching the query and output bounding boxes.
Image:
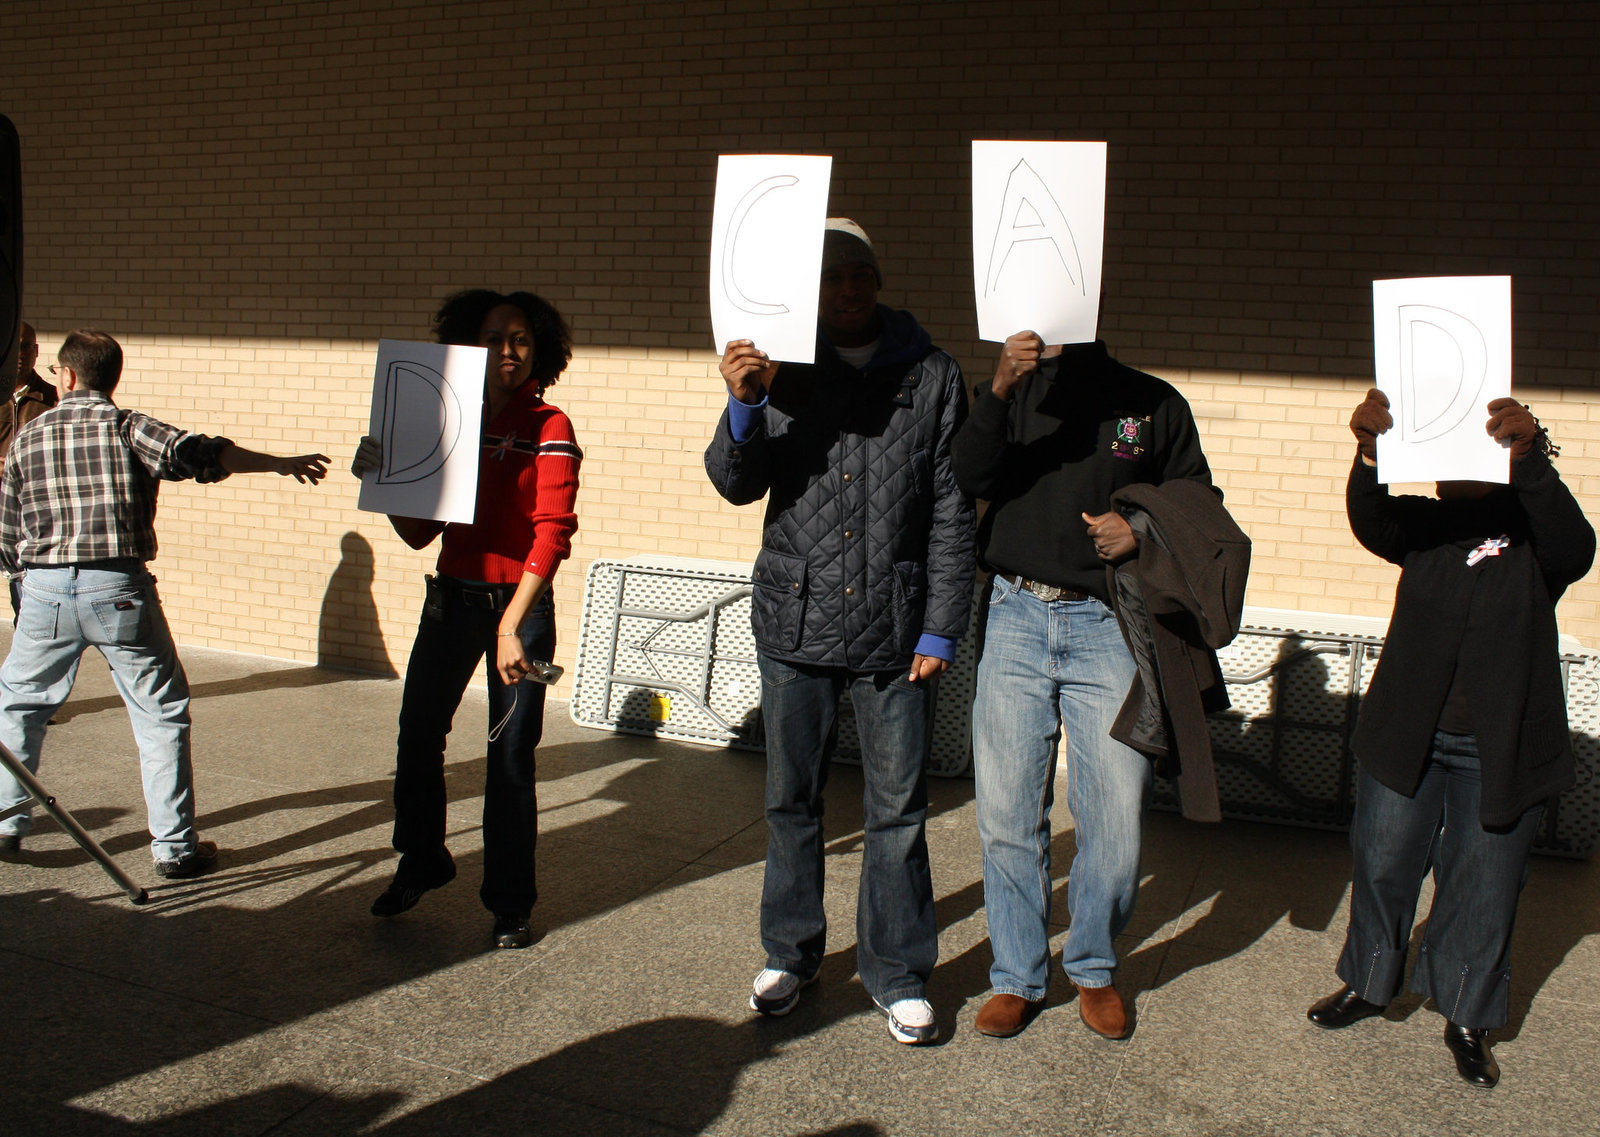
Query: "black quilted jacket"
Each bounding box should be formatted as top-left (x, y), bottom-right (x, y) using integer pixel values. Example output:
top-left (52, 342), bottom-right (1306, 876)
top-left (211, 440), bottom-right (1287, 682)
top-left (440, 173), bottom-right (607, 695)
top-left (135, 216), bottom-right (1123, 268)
top-left (705, 307), bottom-right (977, 670)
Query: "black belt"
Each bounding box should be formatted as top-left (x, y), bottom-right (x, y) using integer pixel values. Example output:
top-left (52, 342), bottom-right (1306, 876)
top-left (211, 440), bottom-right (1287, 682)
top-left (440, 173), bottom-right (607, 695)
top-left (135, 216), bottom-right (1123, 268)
top-left (437, 575), bottom-right (518, 610)
top-left (24, 558), bottom-right (145, 573)
top-left (997, 572), bottom-right (1090, 603)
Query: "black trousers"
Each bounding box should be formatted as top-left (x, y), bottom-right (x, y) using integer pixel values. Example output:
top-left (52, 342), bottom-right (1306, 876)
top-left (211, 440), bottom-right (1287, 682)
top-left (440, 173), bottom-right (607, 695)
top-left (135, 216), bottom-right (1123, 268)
top-left (391, 578), bottom-right (555, 915)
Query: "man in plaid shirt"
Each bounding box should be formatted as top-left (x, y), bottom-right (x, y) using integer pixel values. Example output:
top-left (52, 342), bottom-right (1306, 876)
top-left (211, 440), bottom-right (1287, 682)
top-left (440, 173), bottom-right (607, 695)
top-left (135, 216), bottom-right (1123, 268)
top-left (0, 329), bottom-right (328, 877)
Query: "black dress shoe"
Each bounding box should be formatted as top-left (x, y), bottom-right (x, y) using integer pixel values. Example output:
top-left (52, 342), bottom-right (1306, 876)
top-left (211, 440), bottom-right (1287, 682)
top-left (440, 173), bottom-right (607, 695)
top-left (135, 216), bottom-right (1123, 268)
top-left (1307, 986), bottom-right (1386, 1029)
top-left (371, 860), bottom-right (456, 918)
top-left (1443, 1022), bottom-right (1500, 1088)
top-left (492, 912), bottom-right (533, 949)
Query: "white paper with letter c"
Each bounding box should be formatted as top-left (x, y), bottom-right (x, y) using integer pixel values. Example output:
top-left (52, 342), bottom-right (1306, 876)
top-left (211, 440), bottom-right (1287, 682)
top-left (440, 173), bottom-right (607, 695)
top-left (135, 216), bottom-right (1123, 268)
top-left (1373, 276), bottom-right (1512, 484)
top-left (709, 153), bottom-right (832, 363)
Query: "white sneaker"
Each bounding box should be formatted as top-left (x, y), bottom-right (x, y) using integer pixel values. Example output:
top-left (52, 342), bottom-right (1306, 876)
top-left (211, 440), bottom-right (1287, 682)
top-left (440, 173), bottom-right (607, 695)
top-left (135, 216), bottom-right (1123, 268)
top-left (749, 968), bottom-right (814, 1016)
top-left (876, 995), bottom-right (939, 1044)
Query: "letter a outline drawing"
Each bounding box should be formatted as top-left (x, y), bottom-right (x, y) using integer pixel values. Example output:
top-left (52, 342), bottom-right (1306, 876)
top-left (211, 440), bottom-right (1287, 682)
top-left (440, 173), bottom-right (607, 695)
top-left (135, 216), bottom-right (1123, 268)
top-left (983, 159), bottom-right (1085, 299)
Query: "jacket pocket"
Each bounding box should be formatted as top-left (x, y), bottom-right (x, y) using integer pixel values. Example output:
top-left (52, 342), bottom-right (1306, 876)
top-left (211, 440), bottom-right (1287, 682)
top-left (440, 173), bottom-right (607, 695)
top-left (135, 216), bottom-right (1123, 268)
top-left (751, 549), bottom-right (807, 652)
top-left (909, 446), bottom-right (932, 500)
top-left (889, 559), bottom-right (927, 656)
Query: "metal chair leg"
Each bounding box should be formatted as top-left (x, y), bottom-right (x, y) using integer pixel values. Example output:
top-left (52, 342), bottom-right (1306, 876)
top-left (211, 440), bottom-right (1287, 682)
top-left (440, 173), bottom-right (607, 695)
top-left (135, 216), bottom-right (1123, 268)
top-left (0, 742), bottom-right (149, 905)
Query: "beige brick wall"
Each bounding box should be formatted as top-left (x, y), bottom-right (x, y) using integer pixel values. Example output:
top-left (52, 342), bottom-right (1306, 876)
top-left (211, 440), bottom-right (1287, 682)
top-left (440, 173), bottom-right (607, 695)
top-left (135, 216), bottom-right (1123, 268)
top-left (4, 0), bottom-right (1597, 700)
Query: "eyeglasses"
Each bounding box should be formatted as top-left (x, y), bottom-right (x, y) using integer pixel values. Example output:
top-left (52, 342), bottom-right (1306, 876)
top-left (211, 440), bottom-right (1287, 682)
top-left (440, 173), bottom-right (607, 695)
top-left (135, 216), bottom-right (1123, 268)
top-left (48, 363), bottom-right (68, 377)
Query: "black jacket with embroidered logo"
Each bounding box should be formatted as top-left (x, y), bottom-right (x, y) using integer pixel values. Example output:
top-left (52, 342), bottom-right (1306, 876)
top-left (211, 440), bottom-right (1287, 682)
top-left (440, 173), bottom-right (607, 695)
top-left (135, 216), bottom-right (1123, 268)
top-left (952, 340), bottom-right (1211, 601)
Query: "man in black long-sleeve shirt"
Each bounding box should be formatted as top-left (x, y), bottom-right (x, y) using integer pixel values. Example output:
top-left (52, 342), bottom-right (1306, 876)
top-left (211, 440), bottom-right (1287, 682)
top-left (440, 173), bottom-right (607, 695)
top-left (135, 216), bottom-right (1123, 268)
top-left (952, 330), bottom-right (1212, 1040)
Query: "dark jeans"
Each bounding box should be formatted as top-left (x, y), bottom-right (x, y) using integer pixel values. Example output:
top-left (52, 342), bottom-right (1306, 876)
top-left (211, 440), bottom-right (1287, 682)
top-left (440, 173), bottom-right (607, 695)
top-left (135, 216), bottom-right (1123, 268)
top-left (1337, 730), bottom-right (1543, 1030)
top-left (392, 579), bottom-right (555, 916)
top-left (756, 651), bottom-right (937, 1004)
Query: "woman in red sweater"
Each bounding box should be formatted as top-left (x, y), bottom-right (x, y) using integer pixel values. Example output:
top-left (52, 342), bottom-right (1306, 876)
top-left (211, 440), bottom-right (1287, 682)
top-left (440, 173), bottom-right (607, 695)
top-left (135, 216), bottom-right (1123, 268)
top-left (353, 289), bottom-right (581, 948)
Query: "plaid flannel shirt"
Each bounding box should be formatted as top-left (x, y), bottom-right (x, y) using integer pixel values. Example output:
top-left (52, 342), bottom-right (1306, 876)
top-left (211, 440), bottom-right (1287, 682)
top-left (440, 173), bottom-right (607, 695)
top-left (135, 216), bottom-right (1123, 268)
top-left (0, 390), bottom-right (231, 574)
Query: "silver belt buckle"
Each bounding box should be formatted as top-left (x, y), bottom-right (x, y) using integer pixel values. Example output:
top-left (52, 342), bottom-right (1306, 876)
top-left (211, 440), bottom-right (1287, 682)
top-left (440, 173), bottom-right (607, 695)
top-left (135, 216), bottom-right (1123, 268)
top-left (1027, 579), bottom-right (1064, 602)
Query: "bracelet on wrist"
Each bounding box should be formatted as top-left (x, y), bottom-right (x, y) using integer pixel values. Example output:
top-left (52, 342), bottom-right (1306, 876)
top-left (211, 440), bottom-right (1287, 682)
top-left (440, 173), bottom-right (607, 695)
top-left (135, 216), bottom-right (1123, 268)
top-left (497, 631), bottom-right (520, 637)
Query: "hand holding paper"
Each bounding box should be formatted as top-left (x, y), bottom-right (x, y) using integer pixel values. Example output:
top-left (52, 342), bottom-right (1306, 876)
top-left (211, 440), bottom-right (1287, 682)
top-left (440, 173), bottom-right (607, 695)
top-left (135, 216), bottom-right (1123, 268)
top-left (992, 330), bottom-right (1045, 400)
top-left (1350, 388), bottom-right (1393, 463)
top-left (719, 339), bottom-right (778, 405)
top-left (350, 434), bottom-right (382, 479)
top-left (1485, 398), bottom-right (1539, 460)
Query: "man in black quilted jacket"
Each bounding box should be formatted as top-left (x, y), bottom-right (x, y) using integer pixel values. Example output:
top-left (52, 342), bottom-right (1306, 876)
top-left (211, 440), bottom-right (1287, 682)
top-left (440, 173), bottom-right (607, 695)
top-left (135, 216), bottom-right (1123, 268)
top-left (705, 218), bottom-right (975, 1045)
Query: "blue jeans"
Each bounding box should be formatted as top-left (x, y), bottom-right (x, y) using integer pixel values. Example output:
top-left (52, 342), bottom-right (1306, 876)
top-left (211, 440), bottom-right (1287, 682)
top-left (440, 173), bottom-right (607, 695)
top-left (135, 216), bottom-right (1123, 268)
top-left (0, 564), bottom-right (198, 860)
top-left (756, 652), bottom-right (937, 1004)
top-left (392, 580), bottom-right (555, 915)
top-left (1337, 731), bottom-right (1542, 1030)
top-left (973, 577), bottom-right (1150, 997)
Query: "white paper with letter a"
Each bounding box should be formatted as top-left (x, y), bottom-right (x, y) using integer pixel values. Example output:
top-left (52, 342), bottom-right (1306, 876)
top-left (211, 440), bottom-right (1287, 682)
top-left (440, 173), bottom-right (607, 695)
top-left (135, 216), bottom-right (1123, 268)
top-left (357, 339), bottom-right (486, 524)
top-left (972, 140), bottom-right (1107, 346)
top-left (1373, 276), bottom-right (1512, 484)
top-left (709, 154), bottom-right (832, 363)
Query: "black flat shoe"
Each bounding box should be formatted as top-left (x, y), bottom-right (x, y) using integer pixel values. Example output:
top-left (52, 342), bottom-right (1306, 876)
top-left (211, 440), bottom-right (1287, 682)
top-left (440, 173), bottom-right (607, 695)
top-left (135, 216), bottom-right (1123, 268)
top-left (1443, 1022), bottom-right (1500, 1088)
top-left (1307, 985), bottom-right (1386, 1029)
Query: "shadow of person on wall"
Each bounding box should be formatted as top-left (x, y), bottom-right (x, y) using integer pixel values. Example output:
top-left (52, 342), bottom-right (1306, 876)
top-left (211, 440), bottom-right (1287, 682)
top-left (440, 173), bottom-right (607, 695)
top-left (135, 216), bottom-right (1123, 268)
top-left (319, 531), bottom-right (397, 676)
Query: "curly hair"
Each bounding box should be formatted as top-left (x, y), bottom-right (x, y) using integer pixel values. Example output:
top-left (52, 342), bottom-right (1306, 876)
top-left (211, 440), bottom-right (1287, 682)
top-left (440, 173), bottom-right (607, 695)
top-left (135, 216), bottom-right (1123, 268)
top-left (432, 289), bottom-right (572, 392)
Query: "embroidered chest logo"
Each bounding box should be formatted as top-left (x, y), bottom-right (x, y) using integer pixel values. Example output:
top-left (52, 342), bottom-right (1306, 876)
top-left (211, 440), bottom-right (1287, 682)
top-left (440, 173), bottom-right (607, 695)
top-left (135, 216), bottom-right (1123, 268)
top-left (1467, 535), bottom-right (1510, 567)
top-left (1111, 415), bottom-right (1150, 461)
top-left (483, 432), bottom-right (538, 460)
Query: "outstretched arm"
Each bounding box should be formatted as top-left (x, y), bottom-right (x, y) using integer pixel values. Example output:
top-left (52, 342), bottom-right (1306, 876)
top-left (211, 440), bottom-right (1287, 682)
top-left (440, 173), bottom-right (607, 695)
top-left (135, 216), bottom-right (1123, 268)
top-left (220, 443), bottom-right (329, 483)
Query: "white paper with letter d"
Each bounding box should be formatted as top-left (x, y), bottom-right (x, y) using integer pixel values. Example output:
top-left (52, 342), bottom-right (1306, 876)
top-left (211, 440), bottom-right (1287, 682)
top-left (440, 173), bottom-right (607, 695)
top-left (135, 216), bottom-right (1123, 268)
top-left (709, 153), bottom-right (832, 363)
top-left (357, 339), bottom-right (486, 524)
top-left (972, 140), bottom-right (1107, 346)
top-left (1373, 276), bottom-right (1512, 484)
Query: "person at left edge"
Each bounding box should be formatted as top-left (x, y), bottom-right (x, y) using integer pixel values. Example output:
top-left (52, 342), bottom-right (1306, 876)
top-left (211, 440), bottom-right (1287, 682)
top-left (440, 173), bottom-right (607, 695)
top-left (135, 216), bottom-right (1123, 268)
top-left (0, 329), bottom-right (329, 869)
top-left (0, 322), bottom-right (58, 458)
top-left (352, 289), bottom-right (581, 951)
top-left (1, 323), bottom-right (59, 617)
top-left (705, 218), bottom-right (976, 1044)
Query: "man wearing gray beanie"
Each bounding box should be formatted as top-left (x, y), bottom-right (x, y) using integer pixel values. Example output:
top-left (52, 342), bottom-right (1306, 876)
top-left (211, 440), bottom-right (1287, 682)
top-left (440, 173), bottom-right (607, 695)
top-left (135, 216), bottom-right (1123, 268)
top-left (706, 217), bottom-right (975, 1045)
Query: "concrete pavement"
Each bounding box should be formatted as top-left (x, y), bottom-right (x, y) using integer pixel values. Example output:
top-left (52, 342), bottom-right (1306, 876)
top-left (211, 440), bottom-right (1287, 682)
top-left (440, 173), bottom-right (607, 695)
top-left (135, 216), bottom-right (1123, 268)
top-left (4, 638), bottom-right (1598, 1136)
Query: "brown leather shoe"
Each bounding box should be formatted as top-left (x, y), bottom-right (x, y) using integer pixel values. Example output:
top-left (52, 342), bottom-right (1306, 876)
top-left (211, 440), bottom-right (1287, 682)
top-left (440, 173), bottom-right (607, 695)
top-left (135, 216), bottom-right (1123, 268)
top-left (1075, 983), bottom-right (1132, 1039)
top-left (975, 993), bottom-right (1040, 1038)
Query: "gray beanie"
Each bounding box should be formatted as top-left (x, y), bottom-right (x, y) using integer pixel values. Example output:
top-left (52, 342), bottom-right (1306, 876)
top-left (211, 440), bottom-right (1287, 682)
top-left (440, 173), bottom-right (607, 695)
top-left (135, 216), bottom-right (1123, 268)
top-left (822, 217), bottom-right (882, 286)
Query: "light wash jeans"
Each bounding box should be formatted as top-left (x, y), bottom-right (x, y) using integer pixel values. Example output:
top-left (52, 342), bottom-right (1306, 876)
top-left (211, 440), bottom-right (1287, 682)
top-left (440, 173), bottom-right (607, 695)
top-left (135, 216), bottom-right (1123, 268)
top-left (0, 564), bottom-right (198, 860)
top-left (973, 576), bottom-right (1150, 997)
top-left (756, 651), bottom-right (937, 1005)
